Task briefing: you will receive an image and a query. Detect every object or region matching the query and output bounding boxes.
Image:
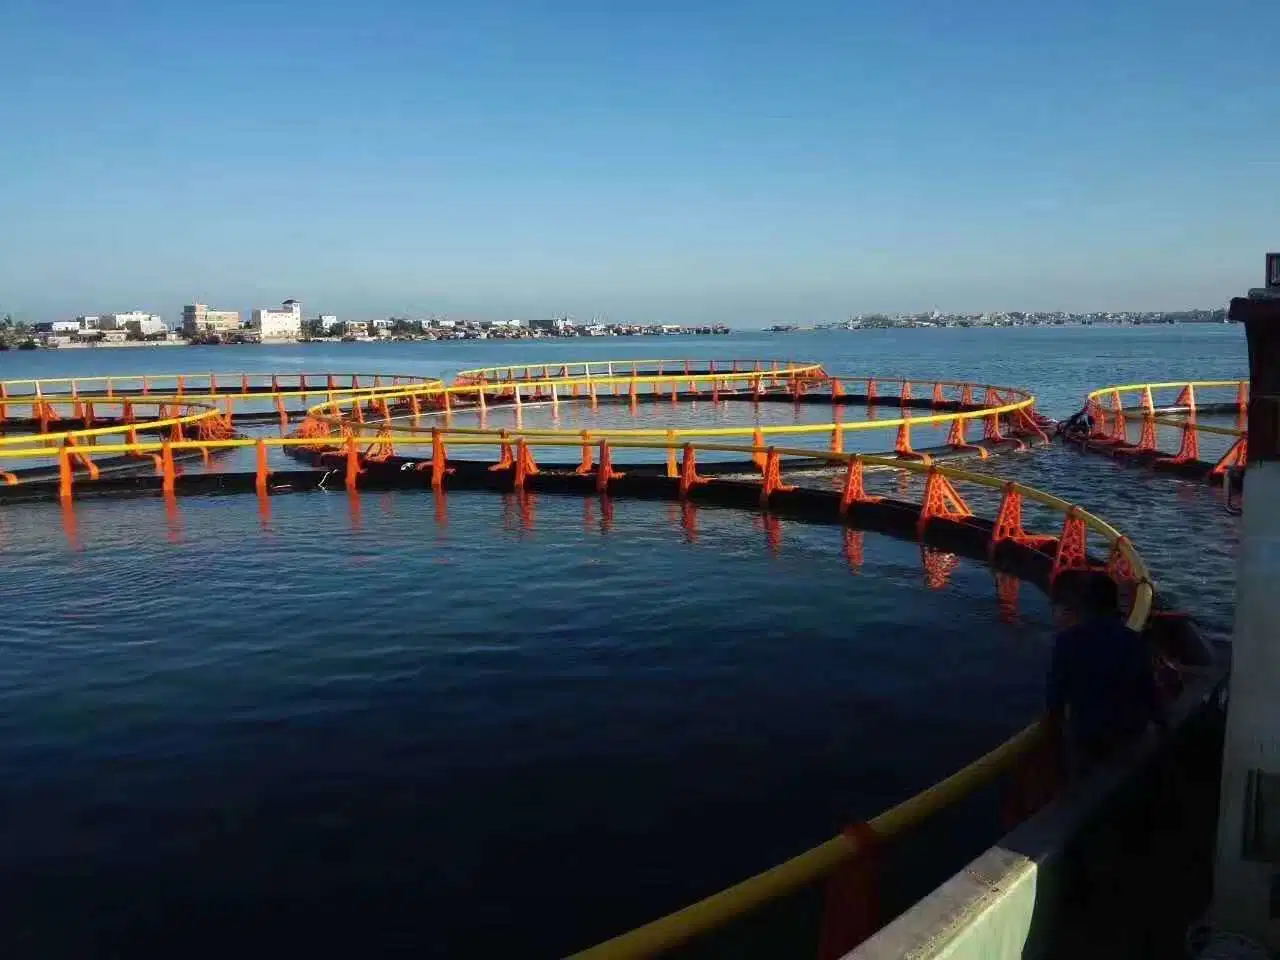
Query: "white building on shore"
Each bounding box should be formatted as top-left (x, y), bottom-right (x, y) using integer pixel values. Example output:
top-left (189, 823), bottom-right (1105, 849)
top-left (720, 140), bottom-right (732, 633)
top-left (183, 303), bottom-right (242, 338)
top-left (252, 299), bottom-right (303, 341)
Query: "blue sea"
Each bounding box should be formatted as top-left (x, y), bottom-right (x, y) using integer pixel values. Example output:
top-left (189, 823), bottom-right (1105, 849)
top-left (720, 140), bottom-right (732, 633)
top-left (0, 325), bottom-right (1246, 956)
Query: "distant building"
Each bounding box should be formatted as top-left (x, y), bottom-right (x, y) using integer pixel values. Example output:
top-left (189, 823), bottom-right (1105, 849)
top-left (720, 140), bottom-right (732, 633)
top-left (51, 320), bottom-right (81, 334)
top-left (101, 311), bottom-right (165, 337)
top-left (340, 320), bottom-right (369, 337)
top-left (252, 299), bottom-right (303, 341)
top-left (76, 315), bottom-right (102, 330)
top-left (183, 303), bottom-right (241, 338)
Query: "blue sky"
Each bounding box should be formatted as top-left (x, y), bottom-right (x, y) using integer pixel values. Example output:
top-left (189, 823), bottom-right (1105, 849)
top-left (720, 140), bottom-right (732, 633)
top-left (1, 0), bottom-right (1276, 325)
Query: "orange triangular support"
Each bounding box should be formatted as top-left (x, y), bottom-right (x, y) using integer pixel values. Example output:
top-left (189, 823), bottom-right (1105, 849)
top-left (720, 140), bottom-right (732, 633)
top-left (1210, 435), bottom-right (1247, 479)
top-left (271, 374), bottom-right (281, 393)
top-left (1116, 416), bottom-right (1156, 456)
top-left (752, 428), bottom-right (767, 470)
top-left (489, 431), bottom-right (514, 471)
top-left (916, 467), bottom-right (972, 538)
top-left (1011, 408), bottom-right (1049, 445)
top-left (574, 432), bottom-right (594, 476)
top-left (895, 421), bottom-right (927, 460)
top-left (932, 382), bottom-right (944, 405)
top-left (428, 429), bottom-right (454, 490)
top-left (596, 440), bottom-right (624, 493)
top-left (959, 384), bottom-right (973, 407)
top-left (72, 400), bottom-right (85, 421)
top-left (839, 457), bottom-right (882, 515)
top-left (1237, 381), bottom-right (1249, 414)
top-left (1158, 417), bottom-right (1201, 464)
top-left (1172, 384), bottom-right (1196, 413)
top-left (665, 430), bottom-right (679, 478)
top-left (983, 411), bottom-right (1006, 444)
top-left (831, 378), bottom-right (846, 401)
top-left (344, 434), bottom-right (363, 492)
top-left (160, 441), bottom-right (178, 494)
top-left (758, 448), bottom-right (796, 506)
top-left (1049, 507), bottom-right (1090, 584)
top-left (679, 445), bottom-right (710, 499)
top-left (988, 482), bottom-right (1056, 557)
top-left (830, 422), bottom-right (844, 454)
top-left (363, 425), bottom-right (395, 462)
top-left (945, 416), bottom-right (988, 459)
top-left (866, 379), bottom-right (879, 405)
top-left (255, 439), bottom-right (270, 498)
top-left (513, 440), bottom-right (539, 490)
top-left (900, 381), bottom-right (912, 405)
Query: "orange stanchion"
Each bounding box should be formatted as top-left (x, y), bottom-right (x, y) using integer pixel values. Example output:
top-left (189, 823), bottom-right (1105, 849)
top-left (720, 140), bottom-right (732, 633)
top-left (489, 431), bottom-right (514, 472)
top-left (160, 441), bottom-right (177, 495)
top-left (831, 378), bottom-right (845, 401)
top-left (513, 440), bottom-right (539, 490)
top-left (1158, 416), bottom-right (1201, 465)
top-left (1115, 415), bottom-right (1156, 457)
top-left (353, 399), bottom-right (365, 424)
top-left (838, 456), bottom-right (881, 515)
top-left (428, 429), bottom-right (454, 490)
top-left (900, 380), bottom-right (912, 405)
top-left (363, 426), bottom-right (395, 462)
top-left (988, 482), bottom-right (1057, 558)
top-left (255, 439), bottom-right (270, 497)
top-left (751, 428), bottom-right (767, 470)
top-left (665, 430), bottom-right (678, 478)
top-left (1237, 380), bottom-right (1249, 414)
top-left (271, 374), bottom-right (281, 393)
top-left (916, 467), bottom-right (972, 538)
top-left (142, 376), bottom-right (150, 396)
top-left (344, 434), bottom-right (362, 492)
top-left (959, 383), bottom-right (973, 407)
top-left (64, 437), bottom-right (100, 481)
top-left (595, 440), bottom-right (623, 494)
top-left (442, 390), bottom-right (453, 415)
top-left (983, 408), bottom-right (1009, 445)
top-left (57, 447), bottom-right (73, 501)
top-left (678, 445), bottom-right (710, 499)
top-left (817, 822), bottom-right (881, 960)
top-left (378, 397), bottom-right (392, 423)
top-left (122, 399), bottom-right (135, 423)
top-left (209, 372), bottom-right (218, 393)
top-left (176, 374), bottom-right (186, 397)
top-left (374, 374), bottom-right (384, 388)
top-left (1049, 506), bottom-right (1090, 584)
top-left (1011, 407), bottom-right (1049, 444)
top-left (83, 401), bottom-right (95, 430)
top-left (894, 421), bottom-right (928, 461)
top-left (1211, 435), bottom-right (1247, 480)
top-left (327, 374), bottom-right (337, 392)
top-left (711, 378), bottom-right (720, 403)
top-left (1172, 383), bottom-right (1196, 413)
top-left (276, 395), bottom-right (289, 432)
top-left (945, 416), bottom-right (988, 458)
top-left (72, 399), bottom-right (85, 422)
top-left (242, 373), bottom-right (251, 393)
top-left (299, 373), bottom-right (308, 392)
top-left (574, 432), bottom-right (595, 475)
top-left (830, 421), bottom-right (843, 454)
top-left (758, 448), bottom-right (796, 506)
top-left (932, 382), bottom-right (944, 405)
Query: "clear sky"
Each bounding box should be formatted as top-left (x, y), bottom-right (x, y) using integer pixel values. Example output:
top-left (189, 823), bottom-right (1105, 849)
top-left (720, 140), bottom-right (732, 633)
top-left (1, 0), bottom-right (1276, 326)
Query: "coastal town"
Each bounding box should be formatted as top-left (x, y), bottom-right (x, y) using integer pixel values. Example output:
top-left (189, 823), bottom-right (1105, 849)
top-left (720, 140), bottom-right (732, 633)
top-left (0, 300), bottom-right (1232, 349)
top-left (0, 301), bottom-right (731, 349)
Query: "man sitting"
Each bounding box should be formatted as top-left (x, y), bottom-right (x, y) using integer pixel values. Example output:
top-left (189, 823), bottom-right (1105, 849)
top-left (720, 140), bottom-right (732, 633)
top-left (1046, 570), bottom-right (1167, 776)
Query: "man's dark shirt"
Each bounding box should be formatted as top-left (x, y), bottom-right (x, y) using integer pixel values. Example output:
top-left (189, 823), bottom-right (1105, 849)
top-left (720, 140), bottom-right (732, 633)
top-left (1046, 615), bottom-right (1161, 748)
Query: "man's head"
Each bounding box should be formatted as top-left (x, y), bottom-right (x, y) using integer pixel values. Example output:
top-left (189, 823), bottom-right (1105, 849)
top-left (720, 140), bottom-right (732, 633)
top-left (1051, 570), bottom-right (1120, 628)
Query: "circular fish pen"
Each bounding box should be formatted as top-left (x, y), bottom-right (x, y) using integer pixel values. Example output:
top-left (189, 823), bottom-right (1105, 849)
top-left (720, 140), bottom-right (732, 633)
top-left (0, 361), bottom-right (1208, 958)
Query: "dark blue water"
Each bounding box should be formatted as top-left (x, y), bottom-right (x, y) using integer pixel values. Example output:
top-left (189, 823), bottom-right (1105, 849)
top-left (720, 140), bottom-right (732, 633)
top-left (0, 325), bottom-right (1246, 956)
top-left (0, 491), bottom-right (1048, 957)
